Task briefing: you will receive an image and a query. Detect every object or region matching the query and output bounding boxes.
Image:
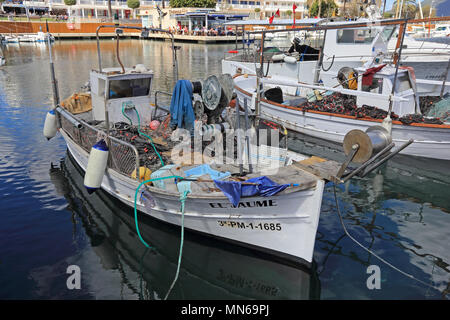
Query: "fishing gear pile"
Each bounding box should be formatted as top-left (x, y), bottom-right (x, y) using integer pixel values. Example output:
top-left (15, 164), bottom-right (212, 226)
top-left (398, 114), bottom-right (444, 125)
top-left (297, 92), bottom-right (400, 120)
top-left (110, 121), bottom-right (175, 171)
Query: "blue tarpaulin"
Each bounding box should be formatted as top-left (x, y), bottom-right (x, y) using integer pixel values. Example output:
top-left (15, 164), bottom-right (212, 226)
top-left (184, 164), bottom-right (230, 180)
top-left (169, 80), bottom-right (195, 131)
top-left (213, 176), bottom-right (290, 207)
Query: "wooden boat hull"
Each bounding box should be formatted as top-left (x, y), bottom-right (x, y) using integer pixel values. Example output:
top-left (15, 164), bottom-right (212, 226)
top-left (60, 129), bottom-right (325, 267)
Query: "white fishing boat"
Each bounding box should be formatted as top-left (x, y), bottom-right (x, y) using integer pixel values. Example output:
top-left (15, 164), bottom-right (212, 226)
top-left (233, 60), bottom-right (450, 160)
top-left (431, 23), bottom-right (450, 38)
top-left (51, 64), bottom-right (331, 266)
top-left (18, 32), bottom-right (55, 43)
top-left (223, 18), bottom-right (450, 94)
top-left (3, 35), bottom-right (19, 43)
top-left (43, 24), bottom-right (404, 267)
top-left (53, 154), bottom-right (321, 299)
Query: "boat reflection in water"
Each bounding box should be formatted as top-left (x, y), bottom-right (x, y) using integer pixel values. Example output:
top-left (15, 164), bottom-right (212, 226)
top-left (48, 152), bottom-right (321, 300)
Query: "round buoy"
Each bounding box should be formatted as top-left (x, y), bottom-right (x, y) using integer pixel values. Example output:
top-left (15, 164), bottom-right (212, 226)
top-left (131, 167), bottom-right (152, 184)
top-left (149, 120), bottom-right (160, 130)
top-left (43, 109), bottom-right (57, 140)
top-left (84, 139), bottom-right (109, 194)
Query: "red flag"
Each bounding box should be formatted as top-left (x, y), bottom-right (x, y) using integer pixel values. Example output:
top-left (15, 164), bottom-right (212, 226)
top-left (293, 3), bottom-right (297, 27)
top-left (269, 15), bottom-right (275, 24)
top-left (275, 9), bottom-right (280, 17)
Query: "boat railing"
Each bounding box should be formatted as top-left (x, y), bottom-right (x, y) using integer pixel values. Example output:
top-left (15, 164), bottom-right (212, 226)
top-left (260, 77), bottom-right (409, 103)
top-left (57, 107), bottom-right (140, 179)
top-left (153, 90), bottom-right (172, 120)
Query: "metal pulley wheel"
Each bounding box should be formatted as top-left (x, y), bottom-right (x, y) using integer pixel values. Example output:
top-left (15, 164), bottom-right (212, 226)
top-left (201, 74), bottom-right (233, 112)
top-left (343, 126), bottom-right (392, 163)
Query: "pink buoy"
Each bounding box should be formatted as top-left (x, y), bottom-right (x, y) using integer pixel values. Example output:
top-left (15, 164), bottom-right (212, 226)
top-left (149, 120), bottom-right (160, 130)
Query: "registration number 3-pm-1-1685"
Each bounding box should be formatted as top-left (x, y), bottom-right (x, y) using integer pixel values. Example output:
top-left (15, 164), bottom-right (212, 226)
top-left (217, 220), bottom-right (282, 231)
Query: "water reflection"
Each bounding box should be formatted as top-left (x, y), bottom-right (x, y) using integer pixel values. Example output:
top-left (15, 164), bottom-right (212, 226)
top-left (48, 152), bottom-right (321, 300)
top-left (1, 38), bottom-right (448, 299)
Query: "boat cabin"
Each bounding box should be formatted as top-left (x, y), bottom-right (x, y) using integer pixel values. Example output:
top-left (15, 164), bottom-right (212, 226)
top-left (322, 22), bottom-right (395, 63)
top-left (90, 65), bottom-right (154, 125)
top-left (355, 65), bottom-right (417, 116)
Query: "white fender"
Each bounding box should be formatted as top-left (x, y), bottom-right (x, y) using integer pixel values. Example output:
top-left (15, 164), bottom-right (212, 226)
top-left (272, 54), bottom-right (286, 62)
top-left (43, 109), bottom-right (57, 140)
top-left (84, 139), bottom-right (109, 194)
top-left (284, 56), bottom-right (297, 64)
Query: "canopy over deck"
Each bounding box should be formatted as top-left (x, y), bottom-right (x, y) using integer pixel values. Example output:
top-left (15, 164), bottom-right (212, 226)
top-left (224, 18), bottom-right (325, 27)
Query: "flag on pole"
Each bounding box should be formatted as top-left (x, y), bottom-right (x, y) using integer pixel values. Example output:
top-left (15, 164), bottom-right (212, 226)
top-left (293, 4), bottom-right (297, 27)
top-left (269, 15), bottom-right (275, 24)
top-left (275, 9), bottom-right (280, 17)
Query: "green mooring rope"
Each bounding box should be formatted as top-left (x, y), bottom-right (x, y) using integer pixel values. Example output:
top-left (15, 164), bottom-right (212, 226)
top-left (122, 103), bottom-right (165, 167)
top-left (133, 175), bottom-right (184, 249)
top-left (164, 190), bottom-right (190, 300)
top-left (133, 177), bottom-right (190, 300)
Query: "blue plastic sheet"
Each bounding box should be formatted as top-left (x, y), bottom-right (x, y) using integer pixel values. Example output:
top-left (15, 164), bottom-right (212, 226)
top-left (213, 176), bottom-right (289, 207)
top-left (169, 80), bottom-right (195, 130)
top-left (184, 164), bottom-right (230, 181)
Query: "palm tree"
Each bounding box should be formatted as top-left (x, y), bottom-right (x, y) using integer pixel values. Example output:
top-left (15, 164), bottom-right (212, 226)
top-left (392, 0), bottom-right (418, 18)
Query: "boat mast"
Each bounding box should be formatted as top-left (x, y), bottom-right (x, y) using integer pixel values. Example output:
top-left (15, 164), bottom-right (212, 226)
top-left (46, 20), bottom-right (60, 109)
top-left (385, 19), bottom-right (408, 134)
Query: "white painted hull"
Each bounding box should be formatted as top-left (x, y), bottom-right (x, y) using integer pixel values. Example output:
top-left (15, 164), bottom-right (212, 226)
top-left (234, 79), bottom-right (450, 161)
top-left (60, 129), bottom-right (325, 266)
top-left (223, 57), bottom-right (450, 95)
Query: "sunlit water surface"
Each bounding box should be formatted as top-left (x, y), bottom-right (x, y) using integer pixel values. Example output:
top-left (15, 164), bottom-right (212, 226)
top-left (0, 39), bottom-right (449, 300)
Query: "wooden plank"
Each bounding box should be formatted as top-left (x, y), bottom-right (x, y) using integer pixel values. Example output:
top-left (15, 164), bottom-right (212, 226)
top-left (293, 159), bottom-right (342, 183)
top-left (298, 156), bottom-right (327, 166)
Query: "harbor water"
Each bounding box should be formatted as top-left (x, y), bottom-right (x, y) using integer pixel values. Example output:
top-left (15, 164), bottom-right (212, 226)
top-left (0, 39), bottom-right (449, 300)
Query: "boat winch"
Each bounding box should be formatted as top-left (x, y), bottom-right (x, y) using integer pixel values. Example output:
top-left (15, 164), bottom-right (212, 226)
top-left (192, 74), bottom-right (234, 124)
top-left (84, 139), bottom-right (109, 194)
top-left (343, 126), bottom-right (392, 163)
top-left (335, 125), bottom-right (413, 182)
top-left (337, 67), bottom-right (358, 90)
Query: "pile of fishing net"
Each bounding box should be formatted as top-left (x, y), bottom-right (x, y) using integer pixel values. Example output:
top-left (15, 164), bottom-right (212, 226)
top-left (298, 92), bottom-right (400, 120)
top-left (297, 92), bottom-right (448, 125)
top-left (401, 94), bottom-right (450, 125)
top-left (110, 121), bottom-right (175, 171)
top-left (424, 94), bottom-right (450, 123)
top-left (398, 114), bottom-right (444, 125)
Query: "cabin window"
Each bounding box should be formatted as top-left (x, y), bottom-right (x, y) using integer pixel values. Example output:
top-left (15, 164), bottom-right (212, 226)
top-left (337, 29), bottom-right (375, 44)
top-left (380, 26), bottom-right (396, 42)
top-left (108, 77), bottom-right (151, 99)
top-left (392, 74), bottom-right (412, 93)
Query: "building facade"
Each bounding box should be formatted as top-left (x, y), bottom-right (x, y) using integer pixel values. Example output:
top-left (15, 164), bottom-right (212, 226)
top-left (2, 0), bottom-right (308, 21)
